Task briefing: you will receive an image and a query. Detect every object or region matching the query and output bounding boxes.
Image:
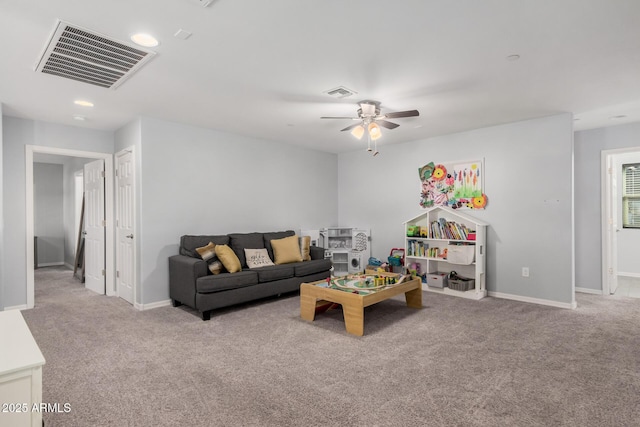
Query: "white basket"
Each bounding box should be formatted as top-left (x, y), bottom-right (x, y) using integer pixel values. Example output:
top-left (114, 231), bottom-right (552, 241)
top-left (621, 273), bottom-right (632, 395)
top-left (446, 244), bottom-right (475, 265)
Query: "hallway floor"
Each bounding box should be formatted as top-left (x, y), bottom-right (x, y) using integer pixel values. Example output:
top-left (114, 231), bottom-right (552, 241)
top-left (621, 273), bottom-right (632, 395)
top-left (614, 275), bottom-right (640, 298)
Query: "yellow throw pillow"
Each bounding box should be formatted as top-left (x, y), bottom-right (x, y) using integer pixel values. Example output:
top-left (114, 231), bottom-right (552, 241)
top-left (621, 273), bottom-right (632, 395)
top-left (271, 235), bottom-right (303, 265)
top-left (299, 236), bottom-right (311, 261)
top-left (214, 244), bottom-right (242, 273)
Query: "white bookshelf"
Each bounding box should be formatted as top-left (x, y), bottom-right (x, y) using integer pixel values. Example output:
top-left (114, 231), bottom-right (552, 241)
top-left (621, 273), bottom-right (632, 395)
top-left (404, 207), bottom-right (487, 300)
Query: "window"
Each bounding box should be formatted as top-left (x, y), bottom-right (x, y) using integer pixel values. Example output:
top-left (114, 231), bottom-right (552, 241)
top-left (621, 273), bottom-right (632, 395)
top-left (623, 163), bottom-right (640, 228)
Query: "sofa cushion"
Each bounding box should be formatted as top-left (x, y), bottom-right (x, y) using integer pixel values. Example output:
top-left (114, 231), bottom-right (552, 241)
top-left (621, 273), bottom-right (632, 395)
top-left (229, 233), bottom-right (265, 268)
top-left (263, 230), bottom-right (295, 261)
top-left (244, 248), bottom-right (274, 269)
top-left (180, 235), bottom-right (229, 258)
top-left (309, 246), bottom-right (325, 260)
top-left (215, 244), bottom-right (242, 273)
top-left (196, 271), bottom-right (258, 293)
top-left (294, 258), bottom-right (333, 277)
top-left (250, 264), bottom-right (294, 282)
top-left (271, 235), bottom-right (303, 265)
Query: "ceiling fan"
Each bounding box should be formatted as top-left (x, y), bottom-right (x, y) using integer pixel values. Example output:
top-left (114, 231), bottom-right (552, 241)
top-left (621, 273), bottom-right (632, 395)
top-left (321, 100), bottom-right (419, 155)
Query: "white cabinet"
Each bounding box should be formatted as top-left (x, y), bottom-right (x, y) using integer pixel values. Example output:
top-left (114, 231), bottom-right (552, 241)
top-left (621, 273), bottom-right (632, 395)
top-left (404, 207), bottom-right (487, 300)
top-left (0, 310), bottom-right (46, 427)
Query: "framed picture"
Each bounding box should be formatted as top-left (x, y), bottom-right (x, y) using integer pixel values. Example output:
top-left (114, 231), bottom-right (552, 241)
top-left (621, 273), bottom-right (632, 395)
top-left (419, 159), bottom-right (487, 209)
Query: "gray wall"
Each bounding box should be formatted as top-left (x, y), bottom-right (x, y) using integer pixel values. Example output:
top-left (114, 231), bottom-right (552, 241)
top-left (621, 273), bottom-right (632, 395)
top-left (338, 113), bottom-right (575, 305)
top-left (575, 122), bottom-right (640, 290)
top-left (6, 111), bottom-right (638, 307)
top-left (2, 116), bottom-right (114, 308)
top-left (34, 163), bottom-right (64, 266)
top-left (116, 117), bottom-right (339, 305)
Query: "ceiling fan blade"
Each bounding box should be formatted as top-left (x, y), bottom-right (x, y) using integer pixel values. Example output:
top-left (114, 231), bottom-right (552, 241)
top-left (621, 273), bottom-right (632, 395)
top-left (377, 120), bottom-right (400, 129)
top-left (384, 110), bottom-right (420, 119)
top-left (320, 116), bottom-right (359, 120)
top-left (340, 123), bottom-right (362, 132)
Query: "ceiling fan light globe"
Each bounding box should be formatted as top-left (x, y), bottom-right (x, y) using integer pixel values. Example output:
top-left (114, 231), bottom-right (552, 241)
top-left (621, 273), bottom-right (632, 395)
top-left (368, 122), bottom-right (382, 140)
top-left (351, 125), bottom-right (365, 139)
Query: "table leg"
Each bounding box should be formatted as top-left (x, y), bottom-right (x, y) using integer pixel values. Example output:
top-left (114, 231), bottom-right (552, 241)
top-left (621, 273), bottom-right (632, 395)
top-left (300, 292), bottom-right (317, 321)
top-left (342, 304), bottom-right (364, 336)
top-left (405, 286), bottom-right (422, 308)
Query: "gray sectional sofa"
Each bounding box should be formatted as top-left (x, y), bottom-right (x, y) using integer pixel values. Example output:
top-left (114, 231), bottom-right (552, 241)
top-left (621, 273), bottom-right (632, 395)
top-left (169, 230), bottom-right (332, 320)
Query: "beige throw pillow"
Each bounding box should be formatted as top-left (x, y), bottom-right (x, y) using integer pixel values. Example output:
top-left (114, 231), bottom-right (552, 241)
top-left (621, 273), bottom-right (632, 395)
top-left (208, 261), bottom-right (223, 275)
top-left (299, 236), bottom-right (311, 261)
top-left (271, 235), bottom-right (303, 265)
top-left (195, 242), bottom-right (216, 261)
top-left (195, 242), bottom-right (224, 275)
top-left (244, 248), bottom-right (275, 269)
top-left (215, 244), bottom-right (242, 273)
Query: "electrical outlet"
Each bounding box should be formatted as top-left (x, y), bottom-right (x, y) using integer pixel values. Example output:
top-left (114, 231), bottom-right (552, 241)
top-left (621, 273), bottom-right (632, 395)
top-left (522, 267), bottom-right (530, 277)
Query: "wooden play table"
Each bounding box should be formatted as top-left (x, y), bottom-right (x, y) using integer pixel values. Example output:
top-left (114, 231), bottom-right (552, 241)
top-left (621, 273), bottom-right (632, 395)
top-left (299, 274), bottom-right (422, 336)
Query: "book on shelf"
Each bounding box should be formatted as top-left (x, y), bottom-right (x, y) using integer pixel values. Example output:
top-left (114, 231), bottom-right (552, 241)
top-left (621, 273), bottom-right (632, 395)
top-left (407, 240), bottom-right (428, 257)
top-left (428, 219), bottom-right (470, 240)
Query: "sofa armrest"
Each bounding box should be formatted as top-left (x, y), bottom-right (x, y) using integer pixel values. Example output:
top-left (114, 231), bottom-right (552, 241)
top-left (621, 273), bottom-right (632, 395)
top-left (169, 255), bottom-right (208, 307)
top-left (310, 246), bottom-right (325, 260)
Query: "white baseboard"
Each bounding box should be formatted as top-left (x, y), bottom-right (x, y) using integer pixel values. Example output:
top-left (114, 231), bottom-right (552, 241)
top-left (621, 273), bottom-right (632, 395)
top-left (4, 304), bottom-right (29, 311)
top-left (64, 263), bottom-right (74, 270)
top-left (488, 291), bottom-right (577, 310)
top-left (36, 262), bottom-right (65, 268)
top-left (575, 287), bottom-right (603, 295)
top-left (619, 272), bottom-right (640, 278)
top-left (134, 299), bottom-right (171, 311)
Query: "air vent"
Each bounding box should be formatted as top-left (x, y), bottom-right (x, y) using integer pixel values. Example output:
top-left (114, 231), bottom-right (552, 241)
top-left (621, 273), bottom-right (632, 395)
top-left (324, 86), bottom-right (357, 99)
top-left (35, 20), bottom-right (156, 89)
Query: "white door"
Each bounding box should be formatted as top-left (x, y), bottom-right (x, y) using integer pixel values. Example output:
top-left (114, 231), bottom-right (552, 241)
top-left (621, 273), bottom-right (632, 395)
top-left (605, 154), bottom-right (619, 294)
top-left (84, 159), bottom-right (106, 294)
top-left (116, 150), bottom-right (135, 305)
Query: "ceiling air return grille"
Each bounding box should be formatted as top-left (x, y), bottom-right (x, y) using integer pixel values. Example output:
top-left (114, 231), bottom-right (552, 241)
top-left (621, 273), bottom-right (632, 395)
top-left (35, 20), bottom-right (156, 89)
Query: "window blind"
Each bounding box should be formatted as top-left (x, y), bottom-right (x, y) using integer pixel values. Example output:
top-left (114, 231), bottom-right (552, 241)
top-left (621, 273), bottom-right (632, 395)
top-left (623, 163), bottom-right (640, 228)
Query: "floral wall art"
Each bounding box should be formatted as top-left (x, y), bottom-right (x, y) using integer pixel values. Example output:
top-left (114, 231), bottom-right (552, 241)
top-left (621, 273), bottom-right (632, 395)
top-left (419, 160), bottom-right (488, 209)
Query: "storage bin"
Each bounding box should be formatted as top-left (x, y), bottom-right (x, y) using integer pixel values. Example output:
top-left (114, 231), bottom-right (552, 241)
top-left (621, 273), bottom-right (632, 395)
top-left (427, 272), bottom-right (447, 288)
top-left (446, 244), bottom-right (475, 265)
top-left (448, 277), bottom-right (475, 291)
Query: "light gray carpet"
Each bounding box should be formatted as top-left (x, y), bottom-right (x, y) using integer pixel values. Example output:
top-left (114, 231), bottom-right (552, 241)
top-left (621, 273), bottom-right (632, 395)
top-left (21, 266), bottom-right (640, 427)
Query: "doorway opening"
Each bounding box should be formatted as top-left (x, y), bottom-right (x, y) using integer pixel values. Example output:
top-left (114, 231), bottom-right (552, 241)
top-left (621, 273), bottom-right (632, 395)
top-left (601, 146), bottom-right (640, 298)
top-left (26, 145), bottom-right (114, 309)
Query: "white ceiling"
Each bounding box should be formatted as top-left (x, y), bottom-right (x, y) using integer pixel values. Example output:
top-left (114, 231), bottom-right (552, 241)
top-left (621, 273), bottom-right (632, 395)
top-left (2, 0), bottom-right (640, 153)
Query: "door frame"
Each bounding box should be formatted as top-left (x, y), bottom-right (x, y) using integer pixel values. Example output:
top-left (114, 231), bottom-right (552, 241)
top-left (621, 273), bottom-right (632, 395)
top-left (26, 145), bottom-right (114, 309)
top-left (115, 147), bottom-right (136, 305)
top-left (601, 146), bottom-right (640, 295)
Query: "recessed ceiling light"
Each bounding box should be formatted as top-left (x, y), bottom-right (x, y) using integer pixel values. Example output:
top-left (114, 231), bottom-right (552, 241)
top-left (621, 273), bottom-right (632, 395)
top-left (610, 115), bottom-right (627, 120)
top-left (73, 115), bottom-right (87, 121)
top-left (74, 100), bottom-right (94, 107)
top-left (506, 54), bottom-right (520, 61)
top-left (131, 33), bottom-right (159, 47)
